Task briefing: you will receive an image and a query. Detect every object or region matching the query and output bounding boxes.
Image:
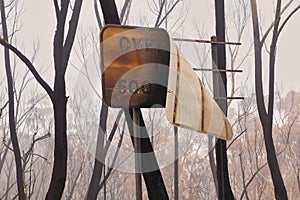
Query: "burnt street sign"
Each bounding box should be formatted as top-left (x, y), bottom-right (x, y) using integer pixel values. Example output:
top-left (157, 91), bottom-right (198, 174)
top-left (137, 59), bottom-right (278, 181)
top-left (100, 25), bottom-right (233, 140)
top-left (100, 25), bottom-right (170, 108)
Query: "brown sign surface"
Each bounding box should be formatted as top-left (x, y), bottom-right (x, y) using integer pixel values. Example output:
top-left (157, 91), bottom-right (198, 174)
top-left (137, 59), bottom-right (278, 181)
top-left (100, 25), bottom-right (170, 108)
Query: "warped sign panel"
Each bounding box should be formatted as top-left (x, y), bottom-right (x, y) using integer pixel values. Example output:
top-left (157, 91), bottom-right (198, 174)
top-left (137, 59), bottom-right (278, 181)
top-left (100, 25), bottom-right (170, 108)
top-left (165, 41), bottom-right (233, 140)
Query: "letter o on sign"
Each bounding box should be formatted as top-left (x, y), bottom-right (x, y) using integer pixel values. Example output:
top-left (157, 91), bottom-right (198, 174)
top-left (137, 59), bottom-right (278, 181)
top-left (119, 36), bottom-right (131, 51)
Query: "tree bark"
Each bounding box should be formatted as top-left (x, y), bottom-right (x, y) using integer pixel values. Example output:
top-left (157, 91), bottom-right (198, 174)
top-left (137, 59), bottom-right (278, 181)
top-left (46, 0), bottom-right (83, 199)
top-left (86, 102), bottom-right (108, 200)
top-left (125, 109), bottom-right (169, 200)
top-left (0, 0), bottom-right (26, 199)
top-left (214, 1), bottom-right (234, 199)
top-left (250, 0), bottom-right (288, 199)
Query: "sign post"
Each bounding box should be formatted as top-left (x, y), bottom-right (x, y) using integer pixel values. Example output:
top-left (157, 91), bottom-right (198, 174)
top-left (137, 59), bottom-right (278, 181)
top-left (133, 108), bottom-right (142, 200)
top-left (100, 24), bottom-right (234, 200)
top-left (100, 25), bottom-right (171, 200)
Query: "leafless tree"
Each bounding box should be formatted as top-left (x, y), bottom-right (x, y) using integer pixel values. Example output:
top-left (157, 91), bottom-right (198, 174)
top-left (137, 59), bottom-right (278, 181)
top-left (250, 0), bottom-right (300, 199)
top-left (0, 0), bottom-right (83, 199)
top-left (0, 0), bottom-right (26, 198)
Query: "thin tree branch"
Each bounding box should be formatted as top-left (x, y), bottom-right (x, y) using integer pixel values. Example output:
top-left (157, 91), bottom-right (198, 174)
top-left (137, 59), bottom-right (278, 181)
top-left (1, 1), bottom-right (27, 198)
top-left (0, 37), bottom-right (53, 98)
top-left (156, 0), bottom-right (181, 27)
top-left (63, 0), bottom-right (83, 69)
top-left (123, 0), bottom-right (132, 24)
top-left (98, 121), bottom-right (125, 191)
top-left (154, 0), bottom-right (166, 27)
top-left (60, 0), bottom-right (69, 22)
top-left (267, 0), bottom-right (281, 119)
top-left (0, 101), bottom-right (9, 117)
top-left (227, 129), bottom-right (247, 149)
top-left (250, 0), bottom-right (267, 118)
top-left (278, 4), bottom-right (300, 36)
top-left (2, 140), bottom-right (14, 152)
top-left (53, 0), bottom-right (60, 19)
top-left (0, 180), bottom-right (17, 200)
top-left (261, 0), bottom-right (294, 45)
top-left (120, 0), bottom-right (131, 23)
top-left (93, 0), bottom-right (102, 29)
top-left (66, 161), bottom-right (84, 200)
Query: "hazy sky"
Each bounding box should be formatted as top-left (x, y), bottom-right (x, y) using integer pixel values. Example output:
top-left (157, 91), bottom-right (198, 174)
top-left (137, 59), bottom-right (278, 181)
top-left (1, 0), bottom-right (300, 94)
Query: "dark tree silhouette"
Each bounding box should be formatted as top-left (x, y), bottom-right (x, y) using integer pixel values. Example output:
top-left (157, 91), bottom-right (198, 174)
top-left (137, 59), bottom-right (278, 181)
top-left (250, 0), bottom-right (300, 199)
top-left (0, 0), bottom-right (26, 199)
top-left (0, 0), bottom-right (83, 199)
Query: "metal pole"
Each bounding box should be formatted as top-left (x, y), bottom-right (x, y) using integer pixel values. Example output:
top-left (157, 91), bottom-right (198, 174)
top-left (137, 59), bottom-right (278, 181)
top-left (103, 159), bottom-right (107, 200)
top-left (133, 108), bottom-right (142, 200)
top-left (98, 1), bottom-right (168, 199)
top-left (210, 36), bottom-right (219, 195)
top-left (213, 0), bottom-right (235, 199)
top-left (174, 127), bottom-right (179, 200)
top-left (124, 109), bottom-right (169, 200)
top-left (172, 37), bottom-right (241, 45)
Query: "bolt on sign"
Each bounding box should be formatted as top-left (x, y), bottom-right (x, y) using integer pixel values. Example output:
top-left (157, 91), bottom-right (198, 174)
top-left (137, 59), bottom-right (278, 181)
top-left (100, 25), bottom-right (170, 108)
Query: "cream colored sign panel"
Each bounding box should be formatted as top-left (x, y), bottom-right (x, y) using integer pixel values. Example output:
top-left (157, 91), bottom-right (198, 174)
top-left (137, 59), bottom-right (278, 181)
top-left (166, 42), bottom-right (233, 140)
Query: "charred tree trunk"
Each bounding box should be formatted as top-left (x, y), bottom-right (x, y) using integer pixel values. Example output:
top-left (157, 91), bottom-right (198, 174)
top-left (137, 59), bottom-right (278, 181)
top-left (0, 1), bottom-right (82, 198)
top-left (85, 1), bottom-right (118, 199)
top-left (86, 102), bottom-right (108, 200)
top-left (125, 109), bottom-right (169, 200)
top-left (0, 0), bottom-right (26, 199)
top-left (250, 0), bottom-right (288, 199)
top-left (214, 1), bottom-right (234, 199)
top-left (46, 0), bottom-right (83, 199)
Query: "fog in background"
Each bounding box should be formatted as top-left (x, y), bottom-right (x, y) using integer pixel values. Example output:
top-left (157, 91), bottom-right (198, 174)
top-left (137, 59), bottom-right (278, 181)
top-left (0, 0), bottom-right (299, 93)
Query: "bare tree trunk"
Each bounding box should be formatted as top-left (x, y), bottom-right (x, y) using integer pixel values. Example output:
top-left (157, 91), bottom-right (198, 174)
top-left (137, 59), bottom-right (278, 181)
top-left (208, 136), bottom-right (218, 193)
top-left (0, 0), bottom-right (82, 199)
top-left (98, 0), bottom-right (121, 24)
top-left (0, 1), bottom-right (26, 199)
top-left (86, 102), bottom-right (108, 200)
top-left (46, 1), bottom-right (83, 199)
top-left (239, 153), bottom-right (249, 200)
top-left (86, 2), bottom-right (117, 198)
top-left (214, 1), bottom-right (234, 199)
top-left (125, 109), bottom-right (169, 200)
top-left (0, 139), bottom-right (11, 175)
top-left (174, 127), bottom-right (179, 200)
top-left (250, 0), bottom-right (288, 199)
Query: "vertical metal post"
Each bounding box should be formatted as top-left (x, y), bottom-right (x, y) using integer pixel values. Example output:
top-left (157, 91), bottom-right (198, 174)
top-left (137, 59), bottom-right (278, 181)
top-left (174, 127), bottom-right (179, 200)
top-left (213, 0), bottom-right (234, 199)
top-left (210, 36), bottom-right (219, 194)
top-left (104, 158), bottom-right (107, 200)
top-left (133, 108), bottom-right (142, 200)
top-left (99, 1), bottom-right (168, 199)
top-left (124, 109), bottom-right (169, 200)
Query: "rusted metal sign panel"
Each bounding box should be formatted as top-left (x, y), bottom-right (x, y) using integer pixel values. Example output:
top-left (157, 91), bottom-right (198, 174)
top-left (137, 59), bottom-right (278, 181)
top-left (100, 25), bottom-right (170, 108)
top-left (165, 42), bottom-right (233, 140)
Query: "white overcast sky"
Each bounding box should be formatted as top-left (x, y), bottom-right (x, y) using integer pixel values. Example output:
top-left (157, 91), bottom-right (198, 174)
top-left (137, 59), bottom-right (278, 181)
top-left (1, 0), bottom-right (300, 94)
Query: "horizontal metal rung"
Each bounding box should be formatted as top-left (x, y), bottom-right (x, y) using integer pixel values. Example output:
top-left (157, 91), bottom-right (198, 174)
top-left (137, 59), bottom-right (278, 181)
top-left (214, 97), bottom-right (244, 100)
top-left (193, 68), bottom-right (243, 73)
top-left (172, 38), bottom-right (241, 45)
